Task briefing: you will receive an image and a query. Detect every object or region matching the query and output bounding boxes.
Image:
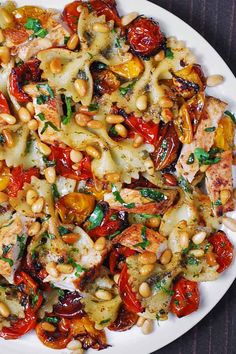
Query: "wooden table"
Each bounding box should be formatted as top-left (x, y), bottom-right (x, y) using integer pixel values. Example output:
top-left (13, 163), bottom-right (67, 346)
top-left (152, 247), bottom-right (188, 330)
top-left (148, 1), bottom-right (236, 353)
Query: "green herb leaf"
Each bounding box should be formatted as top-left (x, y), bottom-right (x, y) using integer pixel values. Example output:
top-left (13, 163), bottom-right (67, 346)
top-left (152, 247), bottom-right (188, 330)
top-left (35, 28), bottom-right (48, 38)
top-left (87, 204), bottom-right (104, 230)
top-left (64, 36), bottom-right (70, 45)
top-left (225, 110), bottom-right (236, 124)
top-left (36, 94), bottom-right (49, 105)
top-left (88, 103), bottom-right (99, 112)
top-left (194, 147), bottom-right (221, 165)
top-left (174, 299), bottom-right (179, 307)
top-left (2, 244), bottom-right (13, 256)
top-left (204, 242), bottom-right (211, 253)
top-left (187, 153), bottom-right (195, 165)
top-left (62, 96), bottom-right (73, 125)
top-left (137, 213), bottom-right (161, 219)
top-left (111, 184), bottom-right (135, 209)
top-left (134, 226), bottom-right (150, 250)
top-left (42, 155), bottom-right (56, 167)
top-left (40, 121), bottom-right (60, 135)
top-left (114, 37), bottom-right (121, 48)
top-left (187, 256), bottom-right (200, 265)
top-left (25, 17), bottom-right (42, 32)
top-left (41, 231), bottom-right (55, 240)
top-left (0, 133), bottom-right (5, 145)
top-left (155, 279), bottom-right (174, 295)
top-left (31, 293), bottom-right (39, 308)
top-left (165, 47), bottom-right (174, 59)
top-left (214, 199), bottom-right (222, 206)
top-left (68, 256), bottom-right (86, 277)
top-left (51, 184), bottom-right (60, 200)
top-left (99, 318), bottom-right (111, 325)
top-left (58, 226), bottom-right (70, 236)
top-left (37, 113), bottom-right (45, 121)
top-left (204, 126), bottom-right (216, 132)
top-left (119, 81), bottom-right (136, 96)
top-left (36, 84), bottom-right (54, 98)
top-left (17, 235), bottom-right (26, 260)
top-left (0, 257), bottom-right (13, 267)
top-left (108, 230), bottom-right (121, 240)
top-left (178, 175), bottom-right (192, 194)
top-left (140, 188), bottom-right (166, 202)
top-left (39, 214), bottom-right (51, 223)
top-left (25, 138), bottom-right (32, 154)
top-left (44, 316), bottom-right (59, 324)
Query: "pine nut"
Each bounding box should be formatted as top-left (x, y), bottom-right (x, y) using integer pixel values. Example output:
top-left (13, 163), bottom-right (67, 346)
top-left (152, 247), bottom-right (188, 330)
top-left (2, 129), bottom-right (13, 147)
top-left (62, 233), bottom-right (80, 244)
top-left (189, 249), bottom-right (204, 258)
top-left (44, 167), bottom-right (56, 184)
top-left (139, 282), bottom-right (151, 298)
top-left (38, 142), bottom-right (51, 156)
top-left (46, 261), bottom-right (59, 278)
top-left (105, 173), bottom-right (120, 183)
top-left (0, 301), bottom-right (10, 318)
top-left (140, 264), bottom-right (155, 276)
top-left (161, 108), bottom-right (173, 122)
top-left (56, 264), bottom-right (74, 274)
top-left (0, 46), bottom-right (10, 64)
top-left (144, 159), bottom-right (155, 176)
top-left (136, 95), bottom-right (148, 111)
top-left (31, 197), bottom-right (44, 213)
top-left (0, 113), bottom-right (16, 125)
top-left (70, 150), bottom-right (83, 163)
top-left (50, 58), bottom-right (62, 74)
top-left (85, 145), bottom-right (101, 159)
top-left (26, 189), bottom-right (38, 206)
top-left (79, 105), bottom-right (98, 115)
top-left (28, 221), bottom-right (41, 236)
top-left (145, 217), bottom-right (160, 229)
top-left (114, 123), bottom-right (128, 138)
top-left (154, 50), bottom-right (165, 62)
top-left (75, 113), bottom-right (92, 127)
top-left (159, 96), bottom-right (174, 108)
top-left (0, 29), bottom-right (5, 43)
top-left (133, 134), bottom-right (144, 148)
top-left (206, 74), bottom-right (224, 87)
top-left (26, 102), bottom-right (35, 116)
top-left (106, 114), bottom-right (124, 124)
top-left (18, 107), bottom-right (31, 123)
top-left (87, 120), bottom-right (103, 129)
top-left (139, 251), bottom-right (157, 265)
top-left (222, 217), bottom-right (236, 232)
top-left (41, 322), bottom-right (56, 332)
top-left (113, 273), bottom-right (120, 284)
top-left (136, 316), bottom-right (145, 327)
top-left (95, 289), bottom-right (113, 301)
top-left (121, 12), bottom-right (138, 26)
top-left (0, 8), bottom-right (13, 27)
top-left (94, 237), bottom-right (106, 251)
top-left (0, 191), bottom-right (8, 203)
top-left (93, 23), bottom-right (110, 33)
top-left (163, 173), bottom-right (178, 186)
top-left (206, 252), bottom-right (217, 266)
top-left (141, 319), bottom-right (154, 335)
top-left (220, 189), bottom-right (231, 205)
top-left (192, 231), bottom-right (206, 245)
top-left (160, 249), bottom-right (172, 265)
top-left (74, 79), bottom-right (87, 98)
top-left (28, 119), bottom-right (38, 130)
top-left (67, 33), bottom-right (79, 50)
top-left (67, 340), bottom-right (82, 351)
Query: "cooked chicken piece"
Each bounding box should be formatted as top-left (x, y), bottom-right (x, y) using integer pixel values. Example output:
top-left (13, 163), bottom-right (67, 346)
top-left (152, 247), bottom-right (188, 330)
top-left (103, 188), bottom-right (177, 214)
top-left (176, 97), bottom-right (227, 183)
top-left (112, 224), bottom-right (167, 258)
top-left (205, 151), bottom-right (234, 216)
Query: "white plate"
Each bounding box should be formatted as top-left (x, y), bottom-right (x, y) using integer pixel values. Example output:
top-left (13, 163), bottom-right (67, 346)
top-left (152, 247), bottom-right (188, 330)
top-left (1, 0), bottom-right (236, 353)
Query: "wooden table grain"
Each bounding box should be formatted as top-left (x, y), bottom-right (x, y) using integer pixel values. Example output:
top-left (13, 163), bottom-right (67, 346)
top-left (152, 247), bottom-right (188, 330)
top-left (148, 1), bottom-right (236, 353)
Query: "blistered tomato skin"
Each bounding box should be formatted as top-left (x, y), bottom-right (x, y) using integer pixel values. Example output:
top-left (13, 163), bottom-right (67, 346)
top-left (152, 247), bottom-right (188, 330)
top-left (208, 231), bottom-right (234, 273)
top-left (62, 1), bottom-right (83, 32)
top-left (127, 16), bottom-right (165, 58)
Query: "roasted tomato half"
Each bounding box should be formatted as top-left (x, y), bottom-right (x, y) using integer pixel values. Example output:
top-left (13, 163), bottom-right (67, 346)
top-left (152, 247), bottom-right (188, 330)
top-left (170, 278), bottom-right (200, 318)
top-left (7, 166), bottom-right (40, 198)
top-left (53, 291), bottom-right (84, 318)
top-left (9, 59), bottom-right (42, 103)
top-left (126, 16), bottom-right (165, 58)
top-left (126, 114), bottom-right (159, 145)
top-left (36, 320), bottom-right (72, 349)
top-left (62, 1), bottom-right (83, 32)
top-left (0, 91), bottom-right (10, 114)
top-left (108, 304), bottom-right (138, 331)
top-left (109, 245), bottom-right (136, 274)
top-left (90, 0), bottom-right (121, 25)
top-left (92, 69), bottom-right (120, 95)
top-left (208, 230), bottom-right (234, 273)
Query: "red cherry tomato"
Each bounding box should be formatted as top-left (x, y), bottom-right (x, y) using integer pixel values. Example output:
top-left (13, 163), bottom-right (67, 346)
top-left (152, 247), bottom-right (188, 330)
top-left (49, 145), bottom-right (92, 181)
top-left (0, 91), bottom-right (10, 114)
top-left (53, 291), bottom-right (84, 318)
top-left (92, 69), bottom-right (120, 95)
top-left (208, 231), bottom-right (234, 273)
top-left (62, 1), bottom-right (83, 32)
top-left (170, 278), bottom-right (200, 318)
top-left (108, 304), bottom-right (138, 331)
top-left (7, 166), bottom-right (40, 198)
top-left (9, 59), bottom-right (42, 103)
top-left (118, 264), bottom-right (144, 313)
top-left (126, 115), bottom-right (159, 145)
top-left (109, 246), bottom-right (136, 274)
top-left (36, 321), bottom-right (72, 349)
top-left (127, 16), bottom-right (165, 58)
top-left (90, 0), bottom-right (121, 25)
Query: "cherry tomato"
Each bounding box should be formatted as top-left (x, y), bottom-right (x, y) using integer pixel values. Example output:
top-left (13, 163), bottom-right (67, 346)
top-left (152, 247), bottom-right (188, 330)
top-left (0, 91), bottom-right (10, 114)
top-left (109, 246), bottom-right (136, 274)
top-left (54, 291), bottom-right (84, 318)
top-left (108, 304), bottom-right (138, 331)
top-left (208, 231), bottom-right (234, 273)
top-left (90, 0), bottom-right (121, 25)
top-left (9, 59), bottom-right (42, 103)
top-left (118, 264), bottom-right (144, 313)
top-left (36, 321), bottom-right (72, 349)
top-left (126, 115), bottom-right (159, 145)
top-left (92, 69), bottom-right (120, 95)
top-left (170, 278), bottom-right (200, 318)
top-left (62, 1), bottom-right (83, 32)
top-left (7, 166), bottom-right (40, 198)
top-left (127, 16), bottom-right (165, 58)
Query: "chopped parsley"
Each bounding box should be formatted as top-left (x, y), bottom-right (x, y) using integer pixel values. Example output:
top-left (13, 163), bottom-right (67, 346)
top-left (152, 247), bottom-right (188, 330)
top-left (174, 299), bottom-right (179, 307)
top-left (111, 184), bottom-right (135, 209)
top-left (114, 37), bottom-right (121, 48)
top-left (25, 138), bottom-right (32, 154)
top-left (119, 81), bottom-right (136, 96)
top-left (225, 110), bottom-right (236, 124)
top-left (137, 213), bottom-right (161, 219)
top-left (87, 204), bottom-right (104, 230)
top-left (51, 184), bottom-right (60, 200)
top-left (108, 230), bottom-right (121, 240)
top-left (134, 226), bottom-right (150, 250)
top-left (194, 147), bottom-right (221, 165)
top-left (42, 155), bottom-right (56, 167)
top-left (0, 257), bottom-right (13, 267)
top-left (41, 121), bottom-right (59, 134)
top-left (36, 84), bottom-right (54, 98)
top-left (44, 316), bottom-right (59, 324)
top-left (62, 96), bottom-right (73, 125)
top-left (187, 256), bottom-right (200, 266)
top-left (68, 256), bottom-right (86, 277)
top-left (58, 226), bottom-right (70, 236)
top-left (31, 293), bottom-right (39, 308)
top-left (165, 47), bottom-right (174, 59)
top-left (17, 235), bottom-right (26, 260)
top-left (214, 199), bottom-right (222, 206)
top-left (0, 133), bottom-right (6, 145)
top-left (39, 214), bottom-right (51, 223)
top-left (140, 188), bottom-right (166, 202)
top-left (204, 126), bottom-right (216, 132)
top-left (160, 139), bottom-right (168, 161)
top-left (99, 318), bottom-right (111, 325)
top-left (37, 113), bottom-right (45, 121)
top-left (155, 279), bottom-right (174, 295)
top-left (25, 17), bottom-right (48, 39)
top-left (187, 153), bottom-right (195, 165)
top-left (178, 175), bottom-right (192, 194)
top-left (64, 36), bottom-right (70, 45)
top-left (41, 231), bottom-right (55, 240)
top-left (204, 242), bottom-right (211, 253)
top-left (88, 103), bottom-right (99, 111)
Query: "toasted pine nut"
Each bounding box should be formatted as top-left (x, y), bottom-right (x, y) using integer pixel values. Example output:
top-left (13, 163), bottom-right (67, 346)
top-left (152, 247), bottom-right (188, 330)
top-left (189, 249), bottom-right (204, 258)
top-left (114, 123), bottom-right (128, 138)
top-left (159, 96), bottom-right (174, 108)
top-left (139, 282), bottom-right (151, 298)
top-left (133, 134), bottom-right (144, 148)
top-left (113, 273), bottom-right (120, 284)
top-left (0, 301), bottom-right (10, 318)
top-left (67, 33), bottom-right (79, 50)
top-left (56, 264), bottom-right (74, 274)
top-left (62, 233), bottom-right (80, 244)
top-left (141, 319), bottom-right (154, 335)
top-left (38, 142), bottom-right (51, 156)
top-left (95, 289), bottom-right (113, 301)
top-left (139, 251), bottom-right (157, 265)
top-left (41, 322), bottom-right (56, 332)
top-left (94, 237), bottom-right (106, 251)
top-left (121, 12), bottom-right (138, 26)
top-left (192, 231), bottom-right (207, 245)
top-left (44, 167), bottom-right (56, 184)
top-left (46, 261), bottom-right (59, 278)
top-left (160, 249), bottom-right (172, 265)
top-left (180, 232), bottom-right (189, 249)
top-left (93, 22), bottom-right (110, 33)
top-left (199, 164), bottom-right (209, 173)
top-left (26, 102), bottom-right (35, 116)
top-left (222, 217), bottom-right (236, 232)
top-left (140, 264), bottom-right (155, 276)
top-left (220, 189), bottom-right (231, 205)
top-left (154, 50), bottom-right (165, 62)
top-left (87, 120), bottom-right (103, 129)
top-left (28, 119), bottom-right (38, 131)
top-left (106, 114), bottom-right (124, 124)
top-left (74, 79), bottom-right (87, 97)
top-left (136, 316), bottom-right (145, 327)
top-left (144, 159), bottom-right (155, 176)
top-left (206, 74), bottom-right (224, 87)
top-left (67, 340), bottom-right (82, 351)
top-left (136, 94), bottom-right (148, 111)
top-left (2, 129), bottom-right (13, 147)
top-left (0, 113), bottom-right (16, 125)
top-left (0, 46), bottom-right (10, 64)
top-left (31, 197), bottom-right (44, 213)
top-left (26, 189), bottom-right (38, 206)
top-left (105, 173), bottom-right (120, 183)
top-left (0, 8), bottom-right (13, 27)
top-left (145, 217), bottom-right (161, 229)
top-left (79, 105), bottom-right (98, 115)
top-left (70, 150), bottom-right (83, 163)
top-left (0, 191), bottom-right (8, 203)
top-left (75, 113), bottom-right (92, 127)
top-left (18, 107), bottom-right (31, 123)
top-left (206, 252), bottom-right (217, 266)
top-left (28, 222), bottom-right (41, 236)
top-left (0, 29), bottom-right (5, 43)
top-left (86, 145), bottom-right (101, 159)
top-left (50, 58), bottom-right (62, 74)
top-left (161, 108), bottom-right (173, 122)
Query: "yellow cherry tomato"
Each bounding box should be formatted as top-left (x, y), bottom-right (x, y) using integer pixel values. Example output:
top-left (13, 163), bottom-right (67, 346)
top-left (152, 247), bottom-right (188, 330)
top-left (214, 116), bottom-right (234, 151)
top-left (110, 56), bottom-right (144, 80)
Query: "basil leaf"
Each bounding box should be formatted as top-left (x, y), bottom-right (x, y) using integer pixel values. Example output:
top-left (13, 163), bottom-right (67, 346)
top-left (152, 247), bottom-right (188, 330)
top-left (225, 110), bottom-right (236, 124)
top-left (58, 226), bottom-right (70, 236)
top-left (178, 175), bottom-right (192, 194)
top-left (25, 17), bottom-right (41, 32)
top-left (87, 204), bottom-right (104, 230)
top-left (31, 293), bottom-right (39, 308)
top-left (62, 96), bottom-right (73, 125)
top-left (25, 138), bottom-right (32, 154)
top-left (37, 113), bottom-right (45, 121)
top-left (134, 226), bottom-right (150, 250)
top-left (194, 147), bottom-right (221, 165)
top-left (99, 318), bottom-right (111, 325)
top-left (111, 184), bottom-right (135, 209)
top-left (140, 188), bottom-right (166, 202)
